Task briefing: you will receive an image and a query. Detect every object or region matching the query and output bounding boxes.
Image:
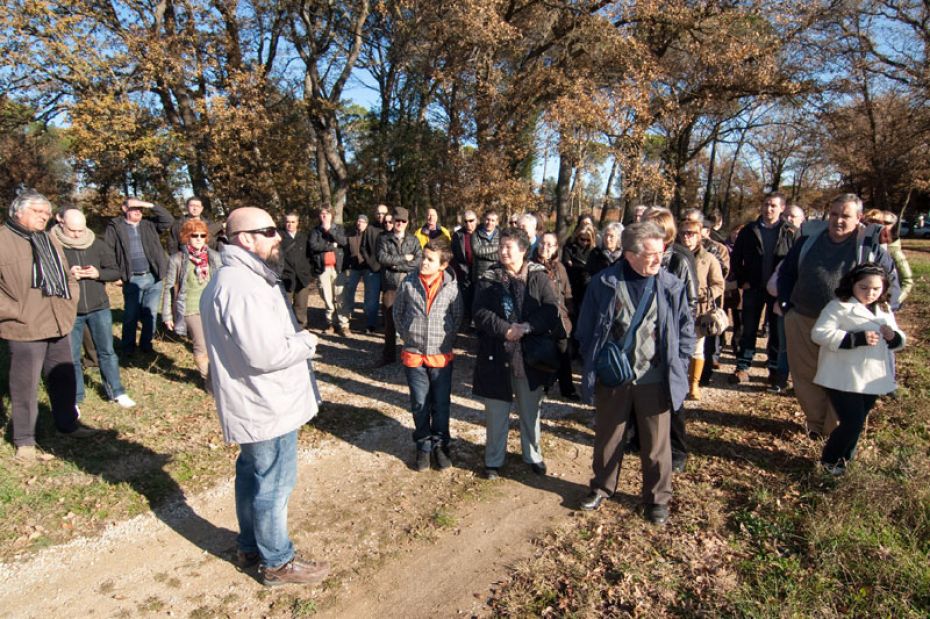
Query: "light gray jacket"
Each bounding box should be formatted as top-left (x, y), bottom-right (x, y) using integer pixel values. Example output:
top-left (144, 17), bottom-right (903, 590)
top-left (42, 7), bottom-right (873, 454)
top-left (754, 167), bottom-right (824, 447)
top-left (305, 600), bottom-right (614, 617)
top-left (200, 244), bottom-right (320, 444)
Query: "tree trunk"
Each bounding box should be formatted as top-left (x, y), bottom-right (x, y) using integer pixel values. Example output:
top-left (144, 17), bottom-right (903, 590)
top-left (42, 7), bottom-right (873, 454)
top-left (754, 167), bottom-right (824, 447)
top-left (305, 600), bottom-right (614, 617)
top-left (598, 156), bottom-right (618, 227)
top-left (554, 146), bottom-right (574, 240)
top-left (702, 135), bottom-right (717, 214)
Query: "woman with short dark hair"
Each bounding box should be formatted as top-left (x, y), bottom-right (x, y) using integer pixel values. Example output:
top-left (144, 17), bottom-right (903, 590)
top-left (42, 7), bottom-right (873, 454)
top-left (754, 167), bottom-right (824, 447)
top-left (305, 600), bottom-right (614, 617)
top-left (473, 227), bottom-right (560, 479)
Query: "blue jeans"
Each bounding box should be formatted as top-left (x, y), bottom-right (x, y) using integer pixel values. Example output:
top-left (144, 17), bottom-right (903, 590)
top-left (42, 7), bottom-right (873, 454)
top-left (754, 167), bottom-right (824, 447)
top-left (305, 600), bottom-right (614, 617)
top-left (235, 430), bottom-right (298, 569)
top-left (71, 309), bottom-right (125, 403)
top-left (405, 363), bottom-right (454, 451)
top-left (736, 287), bottom-right (779, 372)
top-left (122, 273), bottom-right (163, 354)
top-left (343, 268), bottom-right (381, 329)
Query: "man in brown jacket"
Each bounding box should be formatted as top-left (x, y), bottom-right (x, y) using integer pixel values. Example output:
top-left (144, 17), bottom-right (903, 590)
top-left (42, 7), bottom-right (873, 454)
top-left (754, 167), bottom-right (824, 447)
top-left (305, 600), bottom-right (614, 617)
top-left (0, 190), bottom-right (97, 462)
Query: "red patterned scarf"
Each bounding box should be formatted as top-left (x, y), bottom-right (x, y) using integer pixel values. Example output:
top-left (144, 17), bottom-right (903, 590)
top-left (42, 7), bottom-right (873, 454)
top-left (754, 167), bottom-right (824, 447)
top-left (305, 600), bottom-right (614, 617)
top-left (187, 245), bottom-right (210, 282)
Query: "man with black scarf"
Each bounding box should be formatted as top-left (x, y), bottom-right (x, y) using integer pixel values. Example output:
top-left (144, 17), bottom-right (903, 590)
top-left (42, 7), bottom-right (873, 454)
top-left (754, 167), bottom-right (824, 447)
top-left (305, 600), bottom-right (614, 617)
top-left (0, 190), bottom-right (97, 462)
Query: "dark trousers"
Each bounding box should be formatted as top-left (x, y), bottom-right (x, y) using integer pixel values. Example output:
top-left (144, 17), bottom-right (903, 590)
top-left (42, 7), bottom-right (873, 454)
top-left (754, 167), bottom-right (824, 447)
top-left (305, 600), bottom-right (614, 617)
top-left (381, 289), bottom-right (398, 362)
top-left (555, 345), bottom-right (576, 396)
top-left (822, 389), bottom-right (878, 465)
top-left (591, 381), bottom-right (672, 505)
top-left (670, 407), bottom-right (687, 464)
top-left (404, 363), bottom-right (454, 451)
top-left (8, 336), bottom-right (79, 446)
top-left (736, 287), bottom-right (779, 372)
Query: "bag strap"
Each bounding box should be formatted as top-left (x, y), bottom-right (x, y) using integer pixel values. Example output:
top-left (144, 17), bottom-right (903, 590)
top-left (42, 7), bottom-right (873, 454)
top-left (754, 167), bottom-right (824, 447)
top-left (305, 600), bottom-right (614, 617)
top-left (619, 276), bottom-right (655, 354)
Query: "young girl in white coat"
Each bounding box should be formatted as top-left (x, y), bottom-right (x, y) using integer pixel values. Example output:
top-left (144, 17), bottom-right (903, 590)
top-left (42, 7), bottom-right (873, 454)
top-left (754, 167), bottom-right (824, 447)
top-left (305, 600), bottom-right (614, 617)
top-left (811, 263), bottom-right (906, 474)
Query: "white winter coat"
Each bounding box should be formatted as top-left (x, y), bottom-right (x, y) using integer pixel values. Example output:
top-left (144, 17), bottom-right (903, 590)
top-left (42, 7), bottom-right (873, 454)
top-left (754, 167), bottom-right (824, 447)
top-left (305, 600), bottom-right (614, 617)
top-left (811, 299), bottom-right (905, 395)
top-left (200, 244), bottom-right (320, 444)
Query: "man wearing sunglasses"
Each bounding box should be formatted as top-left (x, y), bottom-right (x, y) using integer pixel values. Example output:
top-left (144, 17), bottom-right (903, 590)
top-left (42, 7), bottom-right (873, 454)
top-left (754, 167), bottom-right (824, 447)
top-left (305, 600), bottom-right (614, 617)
top-left (452, 209), bottom-right (478, 325)
top-left (104, 196), bottom-right (175, 356)
top-left (200, 207), bottom-right (329, 587)
top-left (376, 206), bottom-right (422, 366)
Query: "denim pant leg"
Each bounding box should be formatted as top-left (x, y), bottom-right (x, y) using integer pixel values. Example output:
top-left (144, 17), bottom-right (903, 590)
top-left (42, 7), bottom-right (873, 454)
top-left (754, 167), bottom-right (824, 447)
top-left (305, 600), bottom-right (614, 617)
top-left (70, 315), bottom-right (89, 403)
top-left (139, 278), bottom-right (163, 351)
top-left (822, 389), bottom-right (877, 465)
top-left (775, 314), bottom-right (789, 377)
top-left (235, 430), bottom-right (298, 568)
top-left (121, 277), bottom-right (143, 353)
top-left (736, 287), bottom-right (765, 371)
top-left (428, 364), bottom-right (454, 448)
top-left (513, 375), bottom-right (544, 465)
top-left (405, 364), bottom-right (435, 451)
top-left (342, 269), bottom-right (363, 322)
top-left (85, 308), bottom-right (125, 399)
top-left (363, 270), bottom-right (381, 329)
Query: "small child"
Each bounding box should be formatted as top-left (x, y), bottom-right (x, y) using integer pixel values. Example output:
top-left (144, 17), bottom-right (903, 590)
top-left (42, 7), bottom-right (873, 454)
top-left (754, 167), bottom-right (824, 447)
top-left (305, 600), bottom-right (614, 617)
top-left (393, 237), bottom-right (464, 471)
top-left (811, 263), bottom-right (906, 474)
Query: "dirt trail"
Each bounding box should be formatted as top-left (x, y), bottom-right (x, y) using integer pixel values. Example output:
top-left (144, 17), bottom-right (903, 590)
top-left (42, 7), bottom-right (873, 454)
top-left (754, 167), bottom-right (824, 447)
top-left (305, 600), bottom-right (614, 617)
top-left (0, 331), bottom-right (596, 618)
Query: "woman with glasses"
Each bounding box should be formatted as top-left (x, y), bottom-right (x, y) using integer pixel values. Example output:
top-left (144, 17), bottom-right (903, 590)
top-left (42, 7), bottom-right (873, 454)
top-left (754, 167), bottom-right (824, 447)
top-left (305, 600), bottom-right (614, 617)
top-left (162, 219), bottom-right (222, 392)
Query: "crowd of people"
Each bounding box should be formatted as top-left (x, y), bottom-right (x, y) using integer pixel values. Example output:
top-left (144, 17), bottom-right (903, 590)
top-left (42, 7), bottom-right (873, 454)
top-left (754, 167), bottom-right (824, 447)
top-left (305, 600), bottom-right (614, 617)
top-left (0, 188), bottom-right (908, 585)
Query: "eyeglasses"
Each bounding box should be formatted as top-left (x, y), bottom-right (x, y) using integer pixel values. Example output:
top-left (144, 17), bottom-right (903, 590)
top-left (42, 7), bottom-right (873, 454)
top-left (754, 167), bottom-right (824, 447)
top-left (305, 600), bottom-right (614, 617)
top-left (230, 226), bottom-right (278, 238)
top-left (394, 219), bottom-right (407, 224)
top-left (465, 219), bottom-right (476, 223)
top-left (681, 231), bottom-right (700, 237)
top-left (189, 234), bottom-right (207, 239)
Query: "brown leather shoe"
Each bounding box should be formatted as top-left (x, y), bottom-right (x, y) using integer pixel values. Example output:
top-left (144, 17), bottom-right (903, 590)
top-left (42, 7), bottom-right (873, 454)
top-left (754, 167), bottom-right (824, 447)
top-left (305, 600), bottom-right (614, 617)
top-left (262, 556), bottom-right (330, 587)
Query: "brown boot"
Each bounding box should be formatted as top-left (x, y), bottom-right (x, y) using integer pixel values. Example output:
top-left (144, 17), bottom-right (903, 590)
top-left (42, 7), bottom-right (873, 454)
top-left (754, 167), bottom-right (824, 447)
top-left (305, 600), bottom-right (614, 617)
top-left (687, 358), bottom-right (705, 401)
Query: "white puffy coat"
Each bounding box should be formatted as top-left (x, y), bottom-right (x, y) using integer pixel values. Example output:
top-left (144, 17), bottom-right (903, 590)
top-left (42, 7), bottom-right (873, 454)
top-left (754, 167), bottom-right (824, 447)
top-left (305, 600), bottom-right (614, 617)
top-left (200, 244), bottom-right (320, 444)
top-left (811, 299), bottom-right (905, 395)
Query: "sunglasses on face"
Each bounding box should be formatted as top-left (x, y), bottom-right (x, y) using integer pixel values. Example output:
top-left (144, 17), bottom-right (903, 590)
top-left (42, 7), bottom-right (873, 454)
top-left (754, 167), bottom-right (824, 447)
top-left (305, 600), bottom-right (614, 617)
top-left (231, 226), bottom-right (277, 238)
top-left (189, 234), bottom-right (207, 239)
top-left (465, 219), bottom-right (476, 223)
top-left (394, 219), bottom-right (407, 224)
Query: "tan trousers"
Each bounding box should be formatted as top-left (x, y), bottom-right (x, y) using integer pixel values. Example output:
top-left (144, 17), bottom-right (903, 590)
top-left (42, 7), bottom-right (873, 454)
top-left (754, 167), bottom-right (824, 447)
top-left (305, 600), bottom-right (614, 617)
top-left (318, 268), bottom-right (349, 327)
top-left (591, 381), bottom-right (672, 506)
top-left (784, 309), bottom-right (837, 435)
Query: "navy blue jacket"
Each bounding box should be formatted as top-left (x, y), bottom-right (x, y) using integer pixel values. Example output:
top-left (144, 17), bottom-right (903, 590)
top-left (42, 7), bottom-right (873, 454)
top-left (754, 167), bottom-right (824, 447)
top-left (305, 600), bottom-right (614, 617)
top-left (575, 261), bottom-right (695, 409)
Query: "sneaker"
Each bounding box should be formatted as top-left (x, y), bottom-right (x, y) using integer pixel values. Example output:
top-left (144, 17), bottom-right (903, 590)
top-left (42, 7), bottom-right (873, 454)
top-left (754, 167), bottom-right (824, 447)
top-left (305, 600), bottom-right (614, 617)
top-left (416, 449), bottom-right (431, 472)
top-left (483, 467), bottom-right (500, 480)
top-left (262, 556), bottom-right (330, 587)
top-left (530, 461), bottom-right (547, 476)
top-left (14, 445), bottom-right (55, 462)
top-left (580, 491), bottom-right (606, 511)
top-left (645, 503), bottom-right (669, 526)
top-left (63, 423), bottom-right (99, 439)
top-left (114, 394), bottom-right (136, 408)
top-left (434, 447), bottom-right (452, 470)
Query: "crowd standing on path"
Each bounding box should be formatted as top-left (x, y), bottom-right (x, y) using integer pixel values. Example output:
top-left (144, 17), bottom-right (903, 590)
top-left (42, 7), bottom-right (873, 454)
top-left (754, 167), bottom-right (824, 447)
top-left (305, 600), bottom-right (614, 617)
top-left (0, 189), bottom-right (908, 585)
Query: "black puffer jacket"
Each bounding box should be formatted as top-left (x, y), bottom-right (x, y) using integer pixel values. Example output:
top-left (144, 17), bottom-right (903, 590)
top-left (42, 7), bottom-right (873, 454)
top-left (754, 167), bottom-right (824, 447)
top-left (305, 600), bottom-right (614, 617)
top-left (472, 263), bottom-right (560, 402)
top-left (664, 242), bottom-right (698, 313)
top-left (62, 239), bottom-right (121, 315)
top-left (377, 232), bottom-right (422, 291)
top-left (470, 227), bottom-right (500, 283)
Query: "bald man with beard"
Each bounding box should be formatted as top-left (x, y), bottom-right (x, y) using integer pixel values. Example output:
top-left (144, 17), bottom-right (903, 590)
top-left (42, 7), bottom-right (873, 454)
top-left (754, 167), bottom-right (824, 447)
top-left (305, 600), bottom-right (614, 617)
top-left (199, 207), bottom-right (329, 587)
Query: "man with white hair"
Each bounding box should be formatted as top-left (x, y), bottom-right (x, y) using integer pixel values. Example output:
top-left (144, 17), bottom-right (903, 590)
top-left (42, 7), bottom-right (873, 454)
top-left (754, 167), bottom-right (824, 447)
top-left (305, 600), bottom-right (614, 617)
top-left (414, 208), bottom-right (451, 247)
top-left (200, 207), bottom-right (329, 586)
top-left (783, 204), bottom-right (805, 229)
top-left (0, 190), bottom-right (96, 462)
top-left (518, 213), bottom-right (540, 259)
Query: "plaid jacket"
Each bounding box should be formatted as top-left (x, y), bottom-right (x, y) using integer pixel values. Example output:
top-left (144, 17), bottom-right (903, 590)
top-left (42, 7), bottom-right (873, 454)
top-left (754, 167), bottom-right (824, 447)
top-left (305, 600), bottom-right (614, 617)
top-left (393, 269), bottom-right (463, 356)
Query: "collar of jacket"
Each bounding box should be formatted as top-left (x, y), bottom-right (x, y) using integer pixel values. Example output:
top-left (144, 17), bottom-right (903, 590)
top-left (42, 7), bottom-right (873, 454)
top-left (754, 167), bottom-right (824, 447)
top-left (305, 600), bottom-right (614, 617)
top-left (218, 243), bottom-right (281, 285)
